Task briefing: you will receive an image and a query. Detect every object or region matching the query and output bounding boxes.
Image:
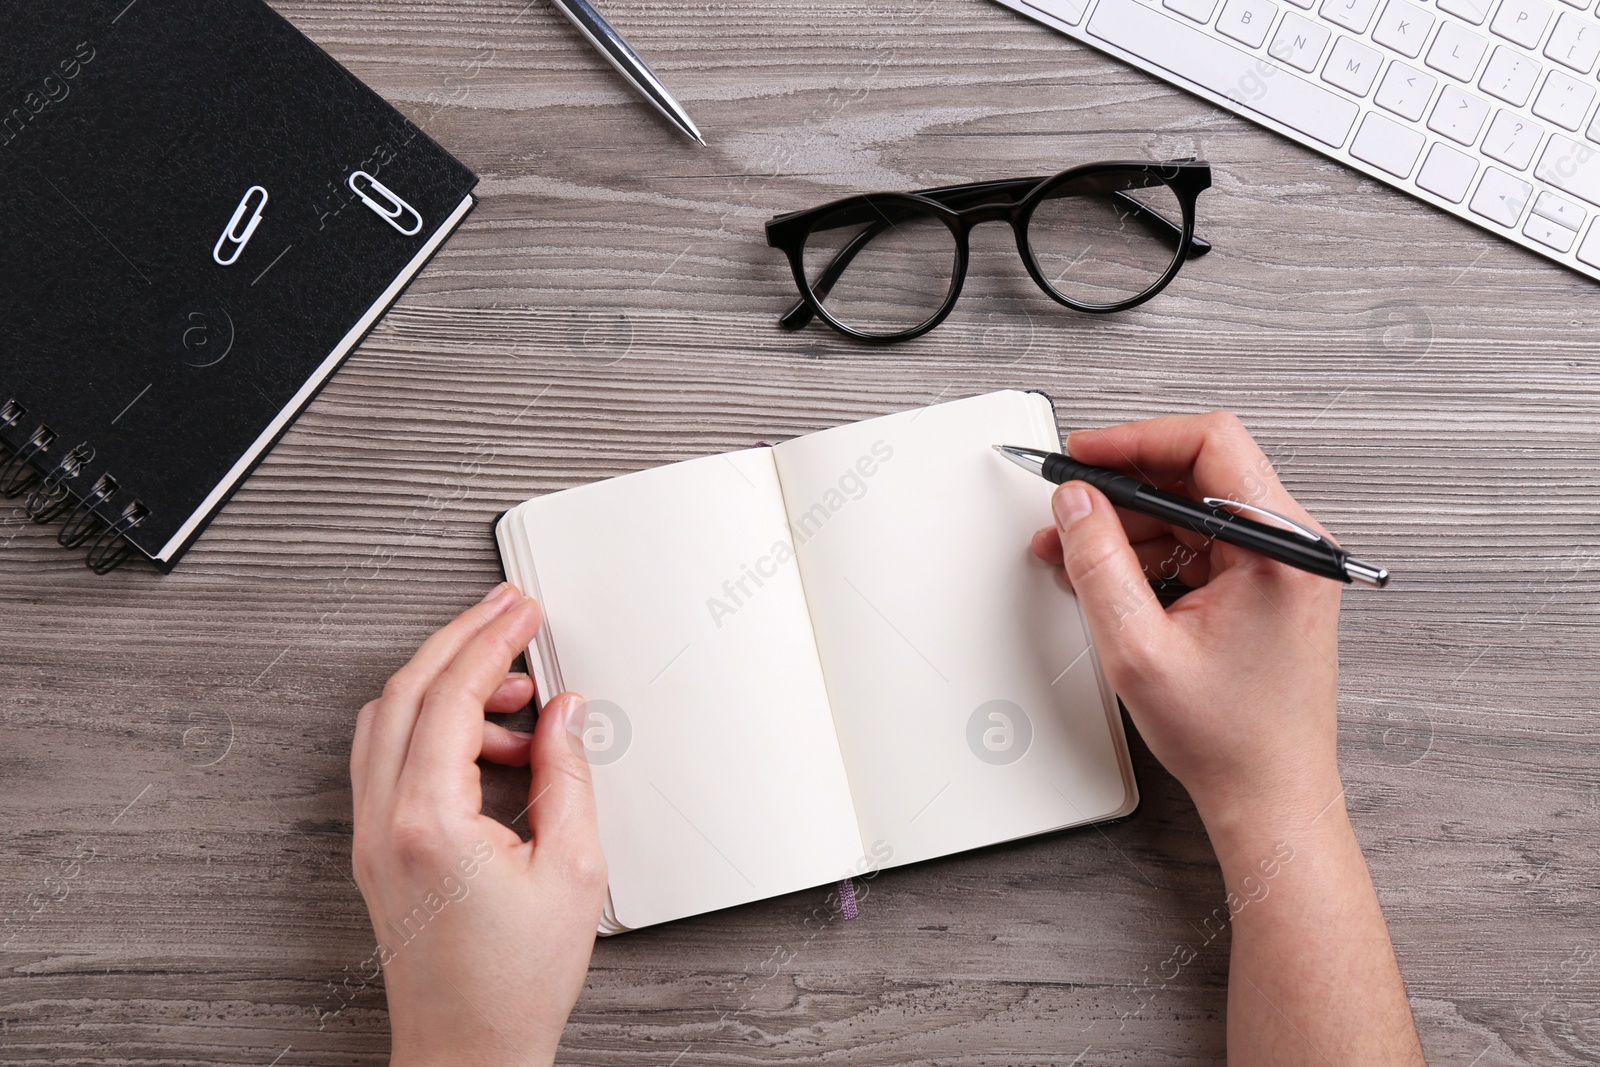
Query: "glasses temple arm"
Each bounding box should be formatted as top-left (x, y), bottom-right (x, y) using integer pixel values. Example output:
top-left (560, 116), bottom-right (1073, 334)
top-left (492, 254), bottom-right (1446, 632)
top-left (918, 178), bottom-right (1209, 256)
top-left (779, 216), bottom-right (898, 331)
top-left (1109, 190), bottom-right (1212, 257)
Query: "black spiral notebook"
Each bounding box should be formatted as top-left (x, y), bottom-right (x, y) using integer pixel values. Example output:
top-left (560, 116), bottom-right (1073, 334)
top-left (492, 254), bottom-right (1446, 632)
top-left (0, 0), bottom-right (479, 572)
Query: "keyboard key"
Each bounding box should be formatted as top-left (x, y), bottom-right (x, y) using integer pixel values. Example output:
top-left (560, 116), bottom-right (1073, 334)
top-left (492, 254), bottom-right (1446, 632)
top-left (1416, 140), bottom-right (1480, 200)
top-left (1321, 0), bottom-right (1382, 32)
top-left (1024, 0), bottom-right (1091, 25)
top-left (1557, 0), bottom-right (1588, 9)
top-left (1543, 11), bottom-right (1600, 72)
top-left (1535, 133), bottom-right (1600, 204)
top-left (1269, 12), bottom-right (1333, 70)
top-left (1428, 84), bottom-right (1492, 143)
top-left (1322, 36), bottom-right (1383, 94)
top-left (1479, 46), bottom-right (1541, 105)
top-left (1283, 0), bottom-right (1315, 9)
top-left (1372, 0), bottom-right (1435, 57)
top-left (1578, 220), bottom-right (1600, 265)
top-left (1350, 111), bottom-right (1427, 174)
top-left (1534, 189), bottom-right (1586, 228)
top-left (1469, 166), bottom-right (1533, 224)
top-left (1086, 0), bottom-right (1360, 145)
top-left (1491, 0), bottom-right (1554, 48)
top-left (1438, 0), bottom-right (1494, 24)
top-left (1532, 69), bottom-right (1595, 128)
top-left (1483, 109), bottom-right (1546, 167)
top-left (1427, 23), bottom-right (1490, 81)
top-left (1523, 212), bottom-right (1578, 249)
top-left (1165, 0), bottom-right (1223, 24)
top-left (1376, 61), bottom-right (1439, 120)
top-left (1217, 0), bottom-right (1280, 46)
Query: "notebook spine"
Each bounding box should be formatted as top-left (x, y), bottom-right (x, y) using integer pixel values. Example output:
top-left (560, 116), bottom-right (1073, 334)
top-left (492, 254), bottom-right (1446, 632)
top-left (0, 398), bottom-right (149, 574)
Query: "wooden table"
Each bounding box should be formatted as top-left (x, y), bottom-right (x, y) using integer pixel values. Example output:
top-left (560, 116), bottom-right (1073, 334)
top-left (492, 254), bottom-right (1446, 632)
top-left (5, 1), bottom-right (1597, 1063)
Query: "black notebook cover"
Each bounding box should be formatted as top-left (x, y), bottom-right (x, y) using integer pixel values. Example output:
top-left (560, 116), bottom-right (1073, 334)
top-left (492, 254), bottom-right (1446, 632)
top-left (0, 0), bottom-right (479, 571)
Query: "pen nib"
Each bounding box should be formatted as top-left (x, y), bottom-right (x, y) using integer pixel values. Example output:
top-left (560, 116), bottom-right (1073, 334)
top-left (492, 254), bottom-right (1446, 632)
top-left (994, 444), bottom-right (1049, 478)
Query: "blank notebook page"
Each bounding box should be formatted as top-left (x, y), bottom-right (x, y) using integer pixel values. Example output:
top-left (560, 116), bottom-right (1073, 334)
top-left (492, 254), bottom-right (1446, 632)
top-left (770, 391), bottom-right (1137, 868)
top-left (503, 447), bottom-right (863, 930)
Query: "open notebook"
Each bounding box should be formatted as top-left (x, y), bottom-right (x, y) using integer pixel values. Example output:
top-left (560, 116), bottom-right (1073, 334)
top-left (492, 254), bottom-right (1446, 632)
top-left (494, 391), bottom-right (1137, 933)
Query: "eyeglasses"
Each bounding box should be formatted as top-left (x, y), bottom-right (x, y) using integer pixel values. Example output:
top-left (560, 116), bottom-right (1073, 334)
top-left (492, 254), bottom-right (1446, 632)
top-left (765, 160), bottom-right (1212, 343)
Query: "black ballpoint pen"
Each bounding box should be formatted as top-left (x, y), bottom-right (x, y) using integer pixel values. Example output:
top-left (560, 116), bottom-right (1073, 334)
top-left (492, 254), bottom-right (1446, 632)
top-left (994, 445), bottom-right (1390, 588)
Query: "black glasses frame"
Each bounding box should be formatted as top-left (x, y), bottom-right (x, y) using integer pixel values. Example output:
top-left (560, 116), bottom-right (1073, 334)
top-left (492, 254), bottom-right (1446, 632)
top-left (765, 159), bottom-right (1213, 343)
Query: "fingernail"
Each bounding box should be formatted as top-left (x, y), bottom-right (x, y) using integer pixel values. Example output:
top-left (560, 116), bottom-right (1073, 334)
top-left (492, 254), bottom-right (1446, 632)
top-left (554, 693), bottom-right (588, 748)
top-left (479, 582), bottom-right (514, 605)
top-left (1054, 483), bottom-right (1092, 527)
top-left (558, 695), bottom-right (590, 762)
top-left (1064, 429), bottom-right (1090, 458)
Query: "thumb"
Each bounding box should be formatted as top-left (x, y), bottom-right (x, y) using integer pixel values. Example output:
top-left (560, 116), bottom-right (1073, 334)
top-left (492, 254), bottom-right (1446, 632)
top-left (527, 692), bottom-right (607, 892)
top-left (1052, 482), bottom-right (1168, 679)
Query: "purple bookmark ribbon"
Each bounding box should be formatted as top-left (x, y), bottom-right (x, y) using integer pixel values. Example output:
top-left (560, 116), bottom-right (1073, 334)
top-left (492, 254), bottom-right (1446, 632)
top-left (837, 878), bottom-right (858, 920)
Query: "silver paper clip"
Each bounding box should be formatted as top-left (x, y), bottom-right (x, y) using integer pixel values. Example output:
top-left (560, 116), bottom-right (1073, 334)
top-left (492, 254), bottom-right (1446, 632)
top-left (213, 185), bottom-right (268, 266)
top-left (347, 171), bottom-right (422, 236)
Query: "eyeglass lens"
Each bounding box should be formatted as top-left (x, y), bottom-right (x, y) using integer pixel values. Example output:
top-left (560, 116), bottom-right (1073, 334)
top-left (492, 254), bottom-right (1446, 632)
top-left (1025, 171), bottom-right (1186, 309)
top-left (801, 200), bottom-right (958, 337)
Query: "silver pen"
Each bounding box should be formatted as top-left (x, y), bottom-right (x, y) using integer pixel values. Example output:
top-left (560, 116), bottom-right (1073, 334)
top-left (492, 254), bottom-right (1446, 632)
top-left (548, 0), bottom-right (705, 145)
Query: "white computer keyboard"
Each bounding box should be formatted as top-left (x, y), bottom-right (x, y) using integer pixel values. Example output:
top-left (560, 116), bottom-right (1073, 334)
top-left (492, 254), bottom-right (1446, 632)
top-left (996, 0), bottom-right (1600, 280)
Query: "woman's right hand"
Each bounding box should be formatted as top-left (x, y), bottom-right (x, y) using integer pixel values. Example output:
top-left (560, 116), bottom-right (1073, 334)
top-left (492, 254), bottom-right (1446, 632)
top-left (1034, 411), bottom-right (1428, 1066)
top-left (1030, 411), bottom-right (1346, 844)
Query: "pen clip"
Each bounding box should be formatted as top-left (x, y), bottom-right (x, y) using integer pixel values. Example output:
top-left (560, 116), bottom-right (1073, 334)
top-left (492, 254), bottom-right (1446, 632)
top-left (1202, 497), bottom-right (1326, 544)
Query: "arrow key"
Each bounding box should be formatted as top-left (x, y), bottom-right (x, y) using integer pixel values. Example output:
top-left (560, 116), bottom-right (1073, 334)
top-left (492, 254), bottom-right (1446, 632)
top-left (1469, 166), bottom-right (1534, 225)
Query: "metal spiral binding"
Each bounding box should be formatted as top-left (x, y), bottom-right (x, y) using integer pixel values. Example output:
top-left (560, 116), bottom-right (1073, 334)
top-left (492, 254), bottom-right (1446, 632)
top-left (85, 501), bottom-right (148, 575)
top-left (1, 397), bottom-right (147, 573)
top-left (58, 474), bottom-right (118, 549)
top-left (0, 424), bottom-right (55, 498)
top-left (26, 443), bottom-right (93, 523)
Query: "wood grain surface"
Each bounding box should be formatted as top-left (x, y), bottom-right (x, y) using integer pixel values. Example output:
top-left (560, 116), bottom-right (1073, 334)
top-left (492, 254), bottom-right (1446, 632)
top-left (3, 1), bottom-right (1598, 1064)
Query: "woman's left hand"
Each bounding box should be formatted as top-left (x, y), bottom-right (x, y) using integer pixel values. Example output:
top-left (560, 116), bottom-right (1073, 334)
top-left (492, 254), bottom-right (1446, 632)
top-left (349, 583), bottom-right (607, 1067)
